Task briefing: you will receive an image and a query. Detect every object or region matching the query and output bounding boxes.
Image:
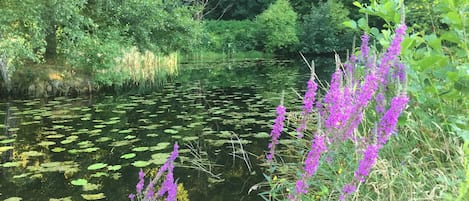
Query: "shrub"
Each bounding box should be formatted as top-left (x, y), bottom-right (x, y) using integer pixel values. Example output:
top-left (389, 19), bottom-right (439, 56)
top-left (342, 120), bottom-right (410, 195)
top-left (300, 0), bottom-right (354, 55)
top-left (256, 0), bottom-right (299, 53)
top-left (202, 20), bottom-right (260, 52)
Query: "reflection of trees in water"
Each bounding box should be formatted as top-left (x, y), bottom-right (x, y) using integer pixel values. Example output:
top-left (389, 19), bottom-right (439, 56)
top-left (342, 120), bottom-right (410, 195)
top-left (2, 102), bottom-right (16, 163)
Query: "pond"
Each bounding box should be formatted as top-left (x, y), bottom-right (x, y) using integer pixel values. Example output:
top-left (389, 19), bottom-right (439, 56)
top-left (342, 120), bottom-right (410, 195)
top-left (0, 59), bottom-right (333, 201)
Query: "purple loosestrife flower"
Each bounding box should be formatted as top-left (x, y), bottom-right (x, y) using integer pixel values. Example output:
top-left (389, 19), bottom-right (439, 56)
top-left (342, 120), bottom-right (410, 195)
top-left (266, 105), bottom-right (287, 161)
top-left (377, 95), bottom-right (408, 146)
top-left (375, 90), bottom-right (386, 115)
top-left (340, 184), bottom-right (357, 201)
top-left (297, 79), bottom-right (318, 138)
top-left (155, 143), bottom-right (179, 201)
top-left (128, 193), bottom-right (135, 201)
top-left (355, 144), bottom-right (379, 182)
top-left (136, 169), bottom-right (145, 194)
top-left (145, 181), bottom-right (155, 199)
top-left (157, 171), bottom-right (177, 201)
top-left (304, 134), bottom-right (327, 177)
top-left (377, 24), bottom-right (407, 85)
top-left (361, 34), bottom-right (370, 63)
top-left (324, 70), bottom-right (342, 130)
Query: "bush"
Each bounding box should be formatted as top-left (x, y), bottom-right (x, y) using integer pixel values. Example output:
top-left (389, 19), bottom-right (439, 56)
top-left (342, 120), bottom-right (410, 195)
top-left (202, 20), bottom-right (260, 53)
top-left (256, 0), bottom-right (299, 53)
top-left (300, 0), bottom-right (354, 55)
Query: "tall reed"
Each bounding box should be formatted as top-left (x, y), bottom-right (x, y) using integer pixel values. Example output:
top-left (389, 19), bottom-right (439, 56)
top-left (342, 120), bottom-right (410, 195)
top-left (107, 47), bottom-right (178, 86)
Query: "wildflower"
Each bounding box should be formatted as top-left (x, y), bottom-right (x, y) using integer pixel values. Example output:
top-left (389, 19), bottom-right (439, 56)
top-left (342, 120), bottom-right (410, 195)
top-left (355, 144), bottom-right (379, 182)
top-left (136, 169), bottom-right (145, 194)
top-left (340, 184), bottom-right (357, 201)
top-left (377, 95), bottom-right (408, 146)
top-left (266, 105), bottom-right (287, 161)
top-left (156, 143), bottom-right (179, 201)
top-left (361, 34), bottom-right (370, 63)
top-left (377, 24), bottom-right (407, 85)
top-left (304, 134), bottom-right (326, 177)
top-left (128, 193), bottom-right (135, 201)
top-left (145, 181), bottom-right (155, 199)
top-left (375, 90), bottom-right (386, 115)
top-left (297, 79), bottom-right (318, 138)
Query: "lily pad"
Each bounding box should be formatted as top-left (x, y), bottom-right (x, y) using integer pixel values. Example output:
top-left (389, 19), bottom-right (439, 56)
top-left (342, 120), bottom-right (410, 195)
top-left (71, 179), bottom-right (88, 186)
top-left (4, 197), bottom-right (23, 201)
top-left (163, 129), bottom-right (178, 134)
top-left (107, 165), bottom-right (122, 171)
top-left (0, 139), bottom-right (16, 144)
top-left (120, 153), bottom-right (136, 159)
top-left (0, 146), bottom-right (14, 153)
top-left (132, 161), bottom-right (151, 167)
top-left (132, 147), bottom-right (149, 152)
top-left (151, 153), bottom-right (170, 165)
top-left (87, 163), bottom-right (108, 170)
top-left (51, 147), bottom-right (66, 153)
top-left (81, 193), bottom-right (106, 200)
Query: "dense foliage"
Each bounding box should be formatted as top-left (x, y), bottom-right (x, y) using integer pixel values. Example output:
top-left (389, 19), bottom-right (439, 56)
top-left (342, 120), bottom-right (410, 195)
top-left (0, 0), bottom-right (200, 91)
top-left (300, 0), bottom-right (354, 54)
top-left (256, 0), bottom-right (299, 54)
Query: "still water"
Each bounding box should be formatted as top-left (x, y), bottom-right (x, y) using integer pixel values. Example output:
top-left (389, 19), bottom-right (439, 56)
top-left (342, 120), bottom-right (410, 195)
top-left (0, 60), bottom-right (331, 201)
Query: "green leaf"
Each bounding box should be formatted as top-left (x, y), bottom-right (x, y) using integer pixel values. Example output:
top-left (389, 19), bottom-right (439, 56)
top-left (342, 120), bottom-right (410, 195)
top-left (71, 179), bottom-right (88, 186)
top-left (132, 161), bottom-right (151, 167)
top-left (87, 163), bottom-right (108, 170)
top-left (353, 1), bottom-right (363, 8)
top-left (343, 20), bottom-right (357, 29)
top-left (120, 153), bottom-right (136, 159)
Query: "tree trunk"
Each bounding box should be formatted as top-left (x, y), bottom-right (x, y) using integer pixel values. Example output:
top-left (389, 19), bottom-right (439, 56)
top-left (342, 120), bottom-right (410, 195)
top-left (44, 27), bottom-right (57, 61)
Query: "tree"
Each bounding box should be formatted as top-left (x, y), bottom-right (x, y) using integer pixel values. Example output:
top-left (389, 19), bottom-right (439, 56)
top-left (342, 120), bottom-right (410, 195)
top-left (256, 0), bottom-right (299, 53)
top-left (300, 0), bottom-right (353, 55)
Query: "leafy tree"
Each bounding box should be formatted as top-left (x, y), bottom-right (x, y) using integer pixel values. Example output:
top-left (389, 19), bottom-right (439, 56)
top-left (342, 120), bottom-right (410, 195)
top-left (300, 0), bottom-right (354, 55)
top-left (202, 0), bottom-right (275, 20)
top-left (256, 0), bottom-right (299, 53)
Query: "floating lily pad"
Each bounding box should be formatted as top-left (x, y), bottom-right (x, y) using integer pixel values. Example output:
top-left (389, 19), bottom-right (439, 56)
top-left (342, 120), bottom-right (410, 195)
top-left (46, 134), bottom-right (65, 139)
top-left (87, 163), bottom-right (108, 170)
top-left (51, 147), bottom-right (66, 153)
top-left (132, 147), bottom-right (149, 152)
top-left (83, 183), bottom-right (101, 191)
top-left (182, 136), bottom-right (199, 141)
top-left (124, 135), bottom-right (137, 140)
top-left (0, 146), bottom-right (14, 153)
top-left (4, 197), bottom-right (22, 201)
top-left (120, 153), bottom-right (136, 159)
top-left (151, 153), bottom-right (170, 165)
top-left (253, 132), bottom-right (270, 138)
top-left (0, 139), bottom-right (16, 144)
top-left (49, 197), bottom-right (73, 201)
top-left (91, 172), bottom-right (109, 178)
top-left (81, 193), bottom-right (106, 200)
top-left (95, 137), bottom-right (111, 142)
top-left (132, 161), bottom-right (151, 167)
top-left (163, 129), bottom-right (178, 134)
top-left (71, 179), bottom-right (88, 186)
top-left (2, 161), bottom-right (22, 168)
top-left (107, 165), bottom-right (122, 171)
top-left (21, 151), bottom-right (45, 157)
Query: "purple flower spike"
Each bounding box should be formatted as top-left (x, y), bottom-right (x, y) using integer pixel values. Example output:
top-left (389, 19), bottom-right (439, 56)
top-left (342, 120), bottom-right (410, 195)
top-left (128, 193), bottom-right (135, 201)
top-left (297, 79), bottom-right (318, 138)
top-left (377, 95), bottom-right (408, 146)
top-left (266, 105), bottom-right (287, 161)
top-left (304, 134), bottom-right (327, 177)
top-left (361, 34), bottom-right (370, 62)
top-left (355, 144), bottom-right (379, 182)
top-left (340, 184), bottom-right (357, 201)
top-left (136, 169), bottom-right (145, 194)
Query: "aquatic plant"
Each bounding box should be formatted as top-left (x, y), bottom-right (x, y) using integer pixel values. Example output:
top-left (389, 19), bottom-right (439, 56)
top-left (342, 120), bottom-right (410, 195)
top-left (129, 142), bottom-right (179, 201)
top-left (264, 22), bottom-right (409, 200)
